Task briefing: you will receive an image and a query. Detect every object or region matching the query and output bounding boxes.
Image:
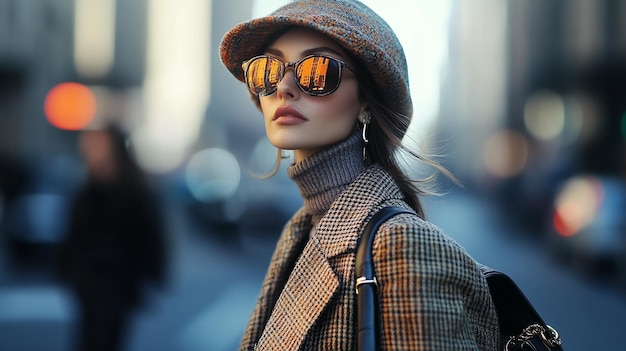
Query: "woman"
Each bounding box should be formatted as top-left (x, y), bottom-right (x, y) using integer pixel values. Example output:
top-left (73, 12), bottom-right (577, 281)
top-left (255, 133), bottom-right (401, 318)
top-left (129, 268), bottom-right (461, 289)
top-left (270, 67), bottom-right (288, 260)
top-left (220, 1), bottom-right (500, 350)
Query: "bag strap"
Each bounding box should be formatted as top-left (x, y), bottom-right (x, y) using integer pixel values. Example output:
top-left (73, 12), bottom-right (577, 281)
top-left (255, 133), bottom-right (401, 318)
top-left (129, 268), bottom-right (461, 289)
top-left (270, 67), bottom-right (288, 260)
top-left (355, 206), bottom-right (412, 351)
top-left (356, 207), bottom-right (564, 351)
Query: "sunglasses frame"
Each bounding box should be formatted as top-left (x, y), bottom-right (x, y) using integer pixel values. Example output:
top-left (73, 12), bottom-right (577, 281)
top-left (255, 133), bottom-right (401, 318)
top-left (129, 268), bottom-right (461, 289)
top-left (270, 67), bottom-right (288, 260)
top-left (242, 54), bottom-right (352, 97)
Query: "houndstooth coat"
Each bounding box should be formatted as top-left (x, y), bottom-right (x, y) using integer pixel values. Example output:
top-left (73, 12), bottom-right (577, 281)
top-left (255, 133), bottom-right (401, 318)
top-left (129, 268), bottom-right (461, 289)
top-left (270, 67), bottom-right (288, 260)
top-left (240, 165), bottom-right (500, 351)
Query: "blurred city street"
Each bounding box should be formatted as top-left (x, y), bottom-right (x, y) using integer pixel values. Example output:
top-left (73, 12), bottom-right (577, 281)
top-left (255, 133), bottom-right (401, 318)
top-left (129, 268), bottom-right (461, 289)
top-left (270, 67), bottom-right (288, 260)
top-left (1, 189), bottom-right (625, 351)
top-left (1, 0), bottom-right (626, 350)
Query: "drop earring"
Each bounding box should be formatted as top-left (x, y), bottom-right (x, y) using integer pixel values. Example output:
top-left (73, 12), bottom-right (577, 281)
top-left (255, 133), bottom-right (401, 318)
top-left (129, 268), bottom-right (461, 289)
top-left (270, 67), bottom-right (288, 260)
top-left (360, 112), bottom-right (371, 165)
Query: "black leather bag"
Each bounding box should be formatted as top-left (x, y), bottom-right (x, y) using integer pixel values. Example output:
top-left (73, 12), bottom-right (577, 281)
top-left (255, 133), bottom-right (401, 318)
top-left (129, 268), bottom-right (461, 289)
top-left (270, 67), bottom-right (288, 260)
top-left (355, 206), bottom-right (564, 351)
top-left (484, 269), bottom-right (563, 351)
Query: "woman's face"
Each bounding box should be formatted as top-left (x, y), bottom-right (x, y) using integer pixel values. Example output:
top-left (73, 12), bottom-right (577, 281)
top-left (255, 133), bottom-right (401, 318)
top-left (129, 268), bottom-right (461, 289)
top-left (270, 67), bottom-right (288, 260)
top-left (258, 28), bottom-right (367, 161)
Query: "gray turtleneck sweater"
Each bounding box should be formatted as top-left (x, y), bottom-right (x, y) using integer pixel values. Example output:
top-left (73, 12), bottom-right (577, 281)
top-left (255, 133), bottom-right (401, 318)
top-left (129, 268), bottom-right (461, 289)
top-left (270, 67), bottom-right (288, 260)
top-left (287, 131), bottom-right (365, 227)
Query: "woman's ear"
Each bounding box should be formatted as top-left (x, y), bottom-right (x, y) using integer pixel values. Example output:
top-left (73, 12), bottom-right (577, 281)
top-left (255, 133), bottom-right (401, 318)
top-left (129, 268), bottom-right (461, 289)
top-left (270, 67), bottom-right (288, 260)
top-left (358, 104), bottom-right (370, 123)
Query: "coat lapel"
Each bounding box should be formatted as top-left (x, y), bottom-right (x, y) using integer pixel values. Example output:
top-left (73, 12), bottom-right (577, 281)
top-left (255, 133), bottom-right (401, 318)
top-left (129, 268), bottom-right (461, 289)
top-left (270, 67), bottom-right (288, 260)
top-left (255, 234), bottom-right (339, 350)
top-left (240, 209), bottom-right (311, 350)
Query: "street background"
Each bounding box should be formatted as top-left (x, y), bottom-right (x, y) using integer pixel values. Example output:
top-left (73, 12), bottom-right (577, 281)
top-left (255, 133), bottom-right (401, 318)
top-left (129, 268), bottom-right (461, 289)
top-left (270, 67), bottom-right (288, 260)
top-left (1, 0), bottom-right (626, 350)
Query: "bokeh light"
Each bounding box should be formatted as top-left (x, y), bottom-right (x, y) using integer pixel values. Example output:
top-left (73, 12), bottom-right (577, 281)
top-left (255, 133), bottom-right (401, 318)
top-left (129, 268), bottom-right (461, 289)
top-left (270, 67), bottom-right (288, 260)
top-left (44, 82), bottom-right (96, 130)
top-left (524, 90), bottom-right (565, 142)
top-left (482, 129), bottom-right (529, 178)
top-left (248, 138), bottom-right (281, 177)
top-left (185, 148), bottom-right (241, 204)
top-left (553, 176), bottom-right (603, 237)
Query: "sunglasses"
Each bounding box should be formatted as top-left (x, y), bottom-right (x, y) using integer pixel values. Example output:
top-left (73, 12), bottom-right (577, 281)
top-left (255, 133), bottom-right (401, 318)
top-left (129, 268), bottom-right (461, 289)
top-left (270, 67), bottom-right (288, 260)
top-left (242, 54), bottom-right (352, 97)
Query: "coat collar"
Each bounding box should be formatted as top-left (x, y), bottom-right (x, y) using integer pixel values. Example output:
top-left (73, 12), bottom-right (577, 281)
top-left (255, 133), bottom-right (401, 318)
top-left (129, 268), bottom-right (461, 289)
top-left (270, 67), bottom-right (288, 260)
top-left (315, 164), bottom-right (405, 258)
top-left (250, 164), bottom-right (405, 350)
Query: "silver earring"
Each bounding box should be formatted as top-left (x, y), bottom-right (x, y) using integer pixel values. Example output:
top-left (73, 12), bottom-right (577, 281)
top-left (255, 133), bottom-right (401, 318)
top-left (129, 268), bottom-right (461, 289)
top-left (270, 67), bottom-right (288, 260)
top-left (361, 112), bottom-right (371, 165)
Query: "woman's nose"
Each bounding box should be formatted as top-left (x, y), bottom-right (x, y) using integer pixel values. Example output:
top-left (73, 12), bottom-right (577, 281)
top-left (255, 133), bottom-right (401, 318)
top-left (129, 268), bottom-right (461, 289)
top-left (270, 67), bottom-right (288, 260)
top-left (276, 69), bottom-right (300, 99)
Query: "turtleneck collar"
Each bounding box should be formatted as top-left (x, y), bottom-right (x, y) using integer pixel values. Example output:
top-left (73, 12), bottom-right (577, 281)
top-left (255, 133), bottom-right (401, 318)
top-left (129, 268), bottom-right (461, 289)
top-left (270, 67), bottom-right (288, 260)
top-left (287, 131), bottom-right (365, 223)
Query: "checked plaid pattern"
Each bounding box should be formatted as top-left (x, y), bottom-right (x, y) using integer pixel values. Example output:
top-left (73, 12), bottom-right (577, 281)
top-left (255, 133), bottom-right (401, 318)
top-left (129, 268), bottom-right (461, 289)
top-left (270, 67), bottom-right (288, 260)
top-left (240, 165), bottom-right (500, 351)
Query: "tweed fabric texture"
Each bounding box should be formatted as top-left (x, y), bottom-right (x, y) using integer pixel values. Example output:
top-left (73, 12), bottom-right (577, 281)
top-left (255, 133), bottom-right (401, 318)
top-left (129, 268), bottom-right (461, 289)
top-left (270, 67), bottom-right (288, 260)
top-left (239, 165), bottom-right (500, 350)
top-left (219, 0), bottom-right (413, 118)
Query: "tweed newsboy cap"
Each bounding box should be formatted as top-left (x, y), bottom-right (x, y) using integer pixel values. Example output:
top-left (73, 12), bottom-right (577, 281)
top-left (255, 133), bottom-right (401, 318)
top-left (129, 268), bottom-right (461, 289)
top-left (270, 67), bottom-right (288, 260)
top-left (219, 0), bottom-right (412, 118)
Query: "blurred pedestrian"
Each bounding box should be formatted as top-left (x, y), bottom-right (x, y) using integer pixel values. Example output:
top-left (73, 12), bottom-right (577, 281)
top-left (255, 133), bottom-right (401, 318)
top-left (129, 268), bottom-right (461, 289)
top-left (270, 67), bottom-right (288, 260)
top-left (220, 1), bottom-right (500, 350)
top-left (57, 125), bottom-right (167, 351)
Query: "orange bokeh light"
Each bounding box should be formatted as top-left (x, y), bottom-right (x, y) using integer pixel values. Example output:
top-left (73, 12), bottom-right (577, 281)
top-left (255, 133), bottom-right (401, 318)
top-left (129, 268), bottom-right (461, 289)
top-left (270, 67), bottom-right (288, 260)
top-left (44, 82), bottom-right (96, 130)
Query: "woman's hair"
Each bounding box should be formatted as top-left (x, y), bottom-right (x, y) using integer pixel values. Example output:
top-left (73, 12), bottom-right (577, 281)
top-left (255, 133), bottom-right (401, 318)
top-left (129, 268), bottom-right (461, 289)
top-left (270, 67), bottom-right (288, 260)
top-left (352, 56), bottom-right (458, 219)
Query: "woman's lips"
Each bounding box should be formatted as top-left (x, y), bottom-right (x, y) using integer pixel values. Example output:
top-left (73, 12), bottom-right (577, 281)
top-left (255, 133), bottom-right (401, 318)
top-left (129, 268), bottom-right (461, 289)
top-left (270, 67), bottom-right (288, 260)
top-left (274, 106), bottom-right (307, 125)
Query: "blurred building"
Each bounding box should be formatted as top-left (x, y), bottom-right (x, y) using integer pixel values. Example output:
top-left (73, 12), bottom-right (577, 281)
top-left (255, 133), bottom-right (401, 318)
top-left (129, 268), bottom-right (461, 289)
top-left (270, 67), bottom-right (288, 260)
top-left (0, 0), bottom-right (299, 263)
top-left (2, 0), bottom-right (625, 278)
top-left (440, 0), bottom-right (626, 213)
top-left (0, 0), bottom-right (151, 266)
top-left (0, 0), bottom-right (146, 158)
top-left (439, 0), bottom-right (626, 279)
